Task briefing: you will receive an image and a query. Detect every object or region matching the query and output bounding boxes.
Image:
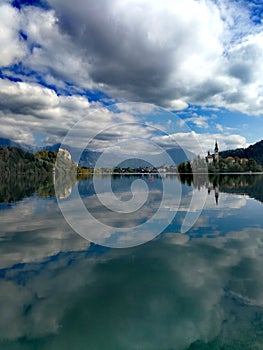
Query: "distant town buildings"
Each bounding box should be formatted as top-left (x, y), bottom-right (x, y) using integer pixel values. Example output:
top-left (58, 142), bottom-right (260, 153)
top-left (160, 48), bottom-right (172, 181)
top-left (112, 164), bottom-right (178, 174)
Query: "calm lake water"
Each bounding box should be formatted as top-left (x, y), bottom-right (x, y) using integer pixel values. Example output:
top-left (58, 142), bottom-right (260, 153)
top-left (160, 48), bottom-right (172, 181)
top-left (1, 174), bottom-right (263, 349)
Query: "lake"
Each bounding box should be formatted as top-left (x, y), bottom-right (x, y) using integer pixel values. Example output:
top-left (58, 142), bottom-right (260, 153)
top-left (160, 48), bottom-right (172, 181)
top-left (1, 174), bottom-right (263, 349)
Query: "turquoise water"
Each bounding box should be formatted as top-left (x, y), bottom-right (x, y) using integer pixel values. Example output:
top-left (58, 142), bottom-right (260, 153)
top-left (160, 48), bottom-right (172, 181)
top-left (1, 175), bottom-right (263, 349)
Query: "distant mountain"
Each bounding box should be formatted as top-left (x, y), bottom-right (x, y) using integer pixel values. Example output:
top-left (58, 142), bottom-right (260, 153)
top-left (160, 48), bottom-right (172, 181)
top-left (166, 147), bottom-right (195, 165)
top-left (220, 139), bottom-right (263, 166)
top-left (76, 149), bottom-right (103, 167)
top-left (77, 146), bottom-right (195, 168)
top-left (0, 137), bottom-right (195, 168)
top-left (0, 137), bottom-right (38, 153)
top-left (0, 137), bottom-right (21, 148)
top-left (41, 144), bottom-right (194, 168)
top-left (42, 143), bottom-right (61, 152)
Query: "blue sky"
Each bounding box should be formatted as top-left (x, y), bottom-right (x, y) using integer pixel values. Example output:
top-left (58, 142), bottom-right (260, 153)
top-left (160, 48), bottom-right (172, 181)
top-left (0, 0), bottom-right (263, 154)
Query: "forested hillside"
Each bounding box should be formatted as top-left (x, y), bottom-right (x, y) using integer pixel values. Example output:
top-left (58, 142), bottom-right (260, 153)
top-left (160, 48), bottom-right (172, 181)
top-left (0, 147), bottom-right (54, 176)
top-left (220, 140), bottom-right (263, 166)
top-left (0, 147), bottom-right (77, 177)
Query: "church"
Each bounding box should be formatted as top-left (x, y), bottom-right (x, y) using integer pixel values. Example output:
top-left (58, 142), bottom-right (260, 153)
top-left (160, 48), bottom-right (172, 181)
top-left (205, 140), bottom-right (219, 163)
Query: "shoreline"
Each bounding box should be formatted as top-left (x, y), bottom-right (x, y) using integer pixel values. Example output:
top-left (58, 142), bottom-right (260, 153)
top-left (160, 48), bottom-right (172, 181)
top-left (78, 171), bottom-right (263, 176)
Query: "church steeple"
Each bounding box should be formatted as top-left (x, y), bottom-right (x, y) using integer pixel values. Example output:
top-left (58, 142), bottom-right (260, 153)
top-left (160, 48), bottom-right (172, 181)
top-left (214, 140), bottom-right (219, 161)
top-left (214, 140), bottom-right (218, 152)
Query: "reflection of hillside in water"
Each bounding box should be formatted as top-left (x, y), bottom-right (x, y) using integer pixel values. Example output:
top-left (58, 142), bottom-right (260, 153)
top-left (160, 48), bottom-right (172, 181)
top-left (0, 173), bottom-right (77, 204)
top-left (179, 174), bottom-right (263, 204)
top-left (217, 175), bottom-right (263, 203)
top-left (0, 175), bottom-right (55, 204)
top-left (2, 173), bottom-right (263, 205)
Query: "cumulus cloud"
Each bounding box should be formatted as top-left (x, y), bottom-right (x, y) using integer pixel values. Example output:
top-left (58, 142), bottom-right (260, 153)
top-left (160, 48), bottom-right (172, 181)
top-left (44, 0), bottom-right (224, 105)
top-left (169, 100), bottom-right (189, 111)
top-left (0, 75), bottom-right (248, 155)
top-left (1, 0), bottom-right (262, 114)
top-left (0, 3), bottom-right (27, 67)
top-left (0, 0), bottom-right (262, 147)
top-left (152, 131), bottom-right (247, 154)
top-left (215, 123), bottom-right (236, 133)
top-left (0, 78), bottom-right (91, 144)
top-left (19, 5), bottom-right (94, 89)
top-left (1, 0), bottom-right (251, 114)
top-left (184, 114), bottom-right (210, 129)
top-left (0, 79), bottom-right (154, 147)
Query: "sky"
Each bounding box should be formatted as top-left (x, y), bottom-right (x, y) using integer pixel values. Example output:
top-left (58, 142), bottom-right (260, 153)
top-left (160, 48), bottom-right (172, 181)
top-left (0, 0), bottom-right (263, 155)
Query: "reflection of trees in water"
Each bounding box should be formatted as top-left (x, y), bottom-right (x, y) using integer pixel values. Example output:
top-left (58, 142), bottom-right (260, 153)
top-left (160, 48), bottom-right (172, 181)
top-left (0, 173), bottom-right (77, 204)
top-left (0, 147), bottom-right (78, 203)
top-left (178, 173), bottom-right (220, 205)
top-left (179, 174), bottom-right (263, 204)
top-left (179, 174), bottom-right (209, 188)
top-left (218, 174), bottom-right (263, 203)
top-left (2, 173), bottom-right (263, 205)
top-left (0, 174), bottom-right (55, 203)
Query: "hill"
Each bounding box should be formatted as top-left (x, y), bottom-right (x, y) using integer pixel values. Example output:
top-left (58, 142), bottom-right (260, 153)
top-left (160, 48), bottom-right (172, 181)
top-left (0, 147), bottom-right (77, 177)
top-left (220, 139), bottom-right (263, 166)
top-left (0, 147), bottom-right (53, 176)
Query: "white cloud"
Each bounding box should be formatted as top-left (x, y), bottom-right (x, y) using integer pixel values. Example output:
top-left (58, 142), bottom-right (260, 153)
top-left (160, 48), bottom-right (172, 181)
top-left (169, 100), bottom-right (189, 111)
top-left (0, 78), bottom-right (92, 144)
top-left (0, 0), bottom-right (263, 148)
top-left (42, 0), bottom-right (263, 114)
top-left (184, 114), bottom-right (209, 129)
top-left (0, 3), bottom-right (27, 67)
top-left (152, 131), bottom-right (247, 154)
top-left (44, 0), bottom-right (225, 105)
top-left (21, 6), bottom-right (94, 89)
top-left (0, 80), bottom-right (170, 152)
top-left (216, 123), bottom-right (224, 132)
top-left (215, 123), bottom-right (235, 133)
top-left (0, 0), bottom-right (262, 115)
top-left (0, 76), bottom-right (249, 154)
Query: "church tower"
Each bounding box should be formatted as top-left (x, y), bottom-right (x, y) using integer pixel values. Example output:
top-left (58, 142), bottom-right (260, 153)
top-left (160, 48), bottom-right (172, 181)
top-left (214, 140), bottom-right (219, 162)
